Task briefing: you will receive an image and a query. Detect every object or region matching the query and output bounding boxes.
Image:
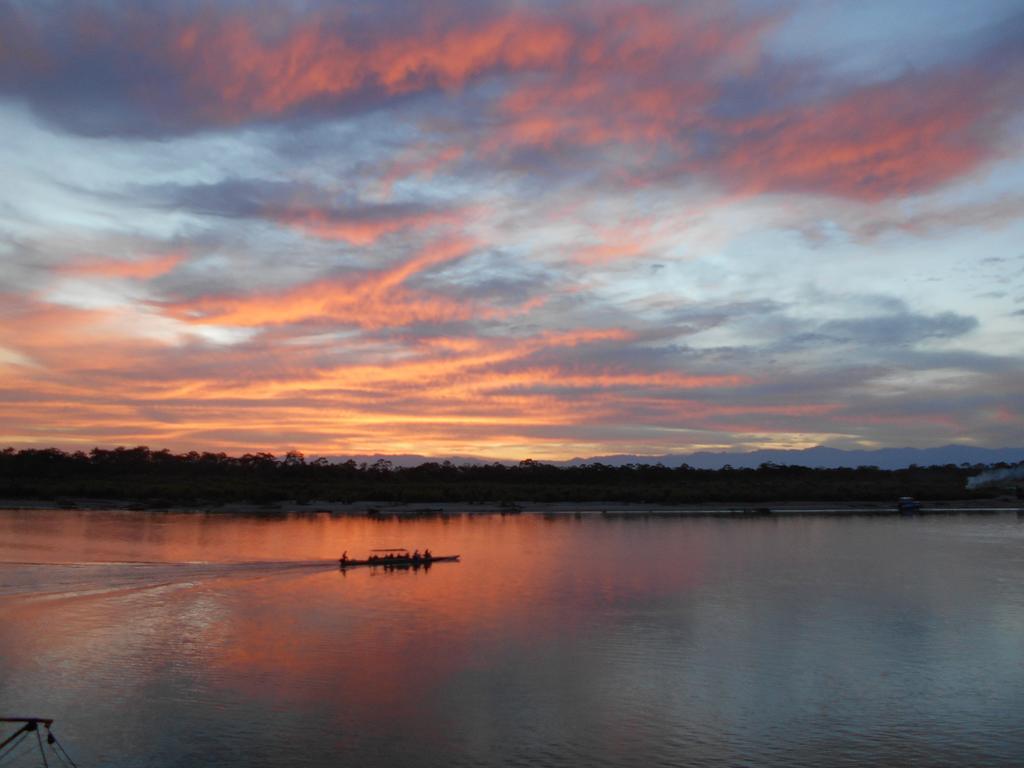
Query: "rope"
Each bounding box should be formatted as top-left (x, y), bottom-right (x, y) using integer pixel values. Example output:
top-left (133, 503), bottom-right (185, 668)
top-left (47, 734), bottom-right (78, 768)
top-left (46, 745), bottom-right (68, 768)
top-left (44, 737), bottom-right (69, 768)
top-left (0, 736), bottom-right (37, 766)
top-left (35, 729), bottom-right (48, 768)
top-left (0, 732), bottom-right (28, 764)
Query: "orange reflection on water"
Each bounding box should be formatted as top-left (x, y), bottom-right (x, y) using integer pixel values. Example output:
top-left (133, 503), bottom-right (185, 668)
top-left (0, 510), bottom-right (712, 757)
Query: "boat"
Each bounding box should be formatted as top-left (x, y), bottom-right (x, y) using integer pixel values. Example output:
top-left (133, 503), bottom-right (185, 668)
top-left (339, 547), bottom-right (460, 568)
top-left (896, 496), bottom-right (922, 514)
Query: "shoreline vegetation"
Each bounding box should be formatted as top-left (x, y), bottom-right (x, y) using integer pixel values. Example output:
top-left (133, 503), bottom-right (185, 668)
top-left (2, 447), bottom-right (1021, 516)
top-left (2, 498), bottom-right (1023, 518)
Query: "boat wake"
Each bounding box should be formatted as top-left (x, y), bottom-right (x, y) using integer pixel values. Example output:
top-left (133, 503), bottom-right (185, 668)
top-left (0, 558), bottom-right (339, 600)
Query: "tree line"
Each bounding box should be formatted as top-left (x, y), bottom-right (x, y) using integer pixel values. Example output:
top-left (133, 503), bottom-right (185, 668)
top-left (0, 446), bottom-right (1015, 506)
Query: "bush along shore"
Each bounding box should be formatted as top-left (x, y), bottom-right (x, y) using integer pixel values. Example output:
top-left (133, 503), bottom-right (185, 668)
top-left (2, 447), bottom-right (1020, 510)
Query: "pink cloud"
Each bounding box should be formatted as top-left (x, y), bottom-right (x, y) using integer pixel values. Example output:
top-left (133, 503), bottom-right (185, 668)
top-left (59, 251), bottom-right (187, 279)
top-left (707, 68), bottom-right (1011, 201)
top-left (169, 8), bottom-right (574, 123)
top-left (7, 2), bottom-right (1019, 201)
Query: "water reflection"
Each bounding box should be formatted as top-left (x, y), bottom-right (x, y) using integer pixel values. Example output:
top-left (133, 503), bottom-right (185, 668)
top-left (1, 511), bottom-right (1023, 767)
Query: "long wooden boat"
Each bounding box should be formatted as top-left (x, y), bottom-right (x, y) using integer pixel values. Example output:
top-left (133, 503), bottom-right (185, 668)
top-left (338, 554), bottom-right (460, 568)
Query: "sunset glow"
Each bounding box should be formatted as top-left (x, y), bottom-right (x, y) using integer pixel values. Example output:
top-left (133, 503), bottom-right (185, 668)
top-left (1, 0), bottom-right (1022, 458)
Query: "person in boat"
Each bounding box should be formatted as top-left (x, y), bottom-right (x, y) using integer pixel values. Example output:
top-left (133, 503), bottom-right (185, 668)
top-left (340, 551), bottom-right (348, 565)
top-left (423, 548), bottom-right (432, 560)
top-left (412, 549), bottom-right (421, 561)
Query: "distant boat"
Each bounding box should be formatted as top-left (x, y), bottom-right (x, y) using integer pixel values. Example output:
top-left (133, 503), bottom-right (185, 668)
top-left (339, 547), bottom-right (460, 568)
top-left (896, 497), bottom-right (922, 514)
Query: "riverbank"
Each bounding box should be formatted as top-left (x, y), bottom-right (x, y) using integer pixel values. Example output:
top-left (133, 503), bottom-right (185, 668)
top-left (1, 497), bottom-right (1021, 517)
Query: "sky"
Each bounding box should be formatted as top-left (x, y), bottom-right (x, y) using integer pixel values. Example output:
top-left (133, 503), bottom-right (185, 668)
top-left (0, 0), bottom-right (1022, 460)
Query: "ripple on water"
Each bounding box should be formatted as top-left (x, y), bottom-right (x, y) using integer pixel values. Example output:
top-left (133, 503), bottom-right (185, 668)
top-left (2, 511), bottom-right (1024, 767)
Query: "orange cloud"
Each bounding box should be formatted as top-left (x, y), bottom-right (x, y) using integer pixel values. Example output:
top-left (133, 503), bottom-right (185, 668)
top-left (272, 207), bottom-right (456, 245)
top-left (59, 251), bottom-right (188, 279)
top-left (0, 294), bottom-right (161, 371)
top-left (3, 4), bottom-right (1021, 460)
top-left (0, 288), bottom-right (770, 458)
top-left (170, 237), bottom-right (479, 329)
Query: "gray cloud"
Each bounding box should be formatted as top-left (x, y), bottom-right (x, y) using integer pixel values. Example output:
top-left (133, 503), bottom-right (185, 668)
top-left (130, 178), bottom-right (449, 226)
top-left (815, 311), bottom-right (978, 346)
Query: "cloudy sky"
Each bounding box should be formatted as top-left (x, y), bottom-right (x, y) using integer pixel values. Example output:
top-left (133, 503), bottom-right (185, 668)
top-left (1, 0), bottom-right (1022, 460)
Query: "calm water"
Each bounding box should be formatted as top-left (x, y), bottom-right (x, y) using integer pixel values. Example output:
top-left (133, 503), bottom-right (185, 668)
top-left (1, 510), bottom-right (1023, 767)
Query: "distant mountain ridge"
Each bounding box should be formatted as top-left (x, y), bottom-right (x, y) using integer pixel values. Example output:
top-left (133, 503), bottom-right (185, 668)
top-left (320, 453), bottom-right (490, 467)
top-left (321, 445), bottom-right (1024, 470)
top-left (561, 445), bottom-right (1024, 470)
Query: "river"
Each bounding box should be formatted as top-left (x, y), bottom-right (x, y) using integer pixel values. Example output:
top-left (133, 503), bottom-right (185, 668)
top-left (1, 509), bottom-right (1022, 767)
